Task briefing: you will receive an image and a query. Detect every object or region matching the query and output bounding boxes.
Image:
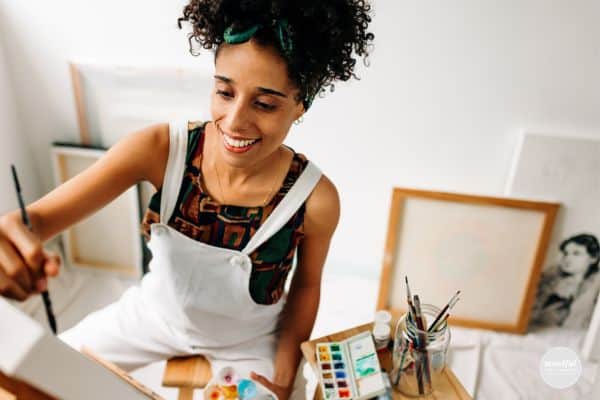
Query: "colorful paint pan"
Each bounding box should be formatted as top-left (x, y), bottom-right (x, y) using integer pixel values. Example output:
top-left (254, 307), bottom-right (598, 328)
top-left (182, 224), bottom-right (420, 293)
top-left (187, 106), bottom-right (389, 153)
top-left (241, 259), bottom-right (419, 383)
top-left (314, 342), bottom-right (354, 400)
top-left (315, 332), bottom-right (387, 400)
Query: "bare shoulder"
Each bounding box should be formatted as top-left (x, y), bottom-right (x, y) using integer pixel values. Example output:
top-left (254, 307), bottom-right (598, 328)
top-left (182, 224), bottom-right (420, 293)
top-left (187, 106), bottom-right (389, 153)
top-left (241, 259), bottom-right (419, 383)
top-left (303, 173), bottom-right (341, 239)
top-left (122, 122), bottom-right (170, 189)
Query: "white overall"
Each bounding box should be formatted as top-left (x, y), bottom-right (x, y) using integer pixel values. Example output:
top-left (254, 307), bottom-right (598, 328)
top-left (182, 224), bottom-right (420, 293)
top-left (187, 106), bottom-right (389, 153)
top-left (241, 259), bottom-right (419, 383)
top-left (60, 121), bottom-right (322, 395)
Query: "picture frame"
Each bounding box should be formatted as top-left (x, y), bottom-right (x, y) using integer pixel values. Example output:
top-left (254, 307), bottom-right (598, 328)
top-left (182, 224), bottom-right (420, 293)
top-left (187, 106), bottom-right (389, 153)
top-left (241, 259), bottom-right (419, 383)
top-left (377, 188), bottom-right (559, 334)
top-left (51, 144), bottom-right (144, 278)
top-left (506, 132), bottom-right (600, 360)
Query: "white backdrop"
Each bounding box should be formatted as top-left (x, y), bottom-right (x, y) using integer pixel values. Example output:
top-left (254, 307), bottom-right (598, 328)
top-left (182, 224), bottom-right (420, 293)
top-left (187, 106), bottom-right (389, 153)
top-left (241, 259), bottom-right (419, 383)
top-left (0, 34), bottom-right (38, 214)
top-left (1, 0), bottom-right (600, 278)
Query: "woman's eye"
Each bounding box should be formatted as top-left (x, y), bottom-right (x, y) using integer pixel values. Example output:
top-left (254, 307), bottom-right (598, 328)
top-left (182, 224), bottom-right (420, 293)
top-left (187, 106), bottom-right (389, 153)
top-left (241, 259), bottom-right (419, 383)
top-left (216, 90), bottom-right (232, 98)
top-left (256, 101), bottom-right (276, 111)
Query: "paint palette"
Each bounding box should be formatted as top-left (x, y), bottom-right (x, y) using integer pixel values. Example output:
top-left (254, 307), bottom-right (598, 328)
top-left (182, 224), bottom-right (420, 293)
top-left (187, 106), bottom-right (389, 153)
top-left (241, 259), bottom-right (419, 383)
top-left (203, 367), bottom-right (277, 400)
top-left (315, 332), bottom-right (387, 400)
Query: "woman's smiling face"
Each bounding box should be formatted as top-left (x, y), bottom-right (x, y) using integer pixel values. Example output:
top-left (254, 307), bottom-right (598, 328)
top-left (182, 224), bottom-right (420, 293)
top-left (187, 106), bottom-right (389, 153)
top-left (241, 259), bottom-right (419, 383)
top-left (210, 40), bottom-right (304, 167)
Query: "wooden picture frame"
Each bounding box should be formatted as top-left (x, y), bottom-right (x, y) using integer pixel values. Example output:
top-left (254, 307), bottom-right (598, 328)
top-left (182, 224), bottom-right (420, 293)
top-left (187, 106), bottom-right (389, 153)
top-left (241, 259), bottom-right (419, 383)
top-left (377, 188), bottom-right (559, 334)
top-left (51, 144), bottom-right (144, 278)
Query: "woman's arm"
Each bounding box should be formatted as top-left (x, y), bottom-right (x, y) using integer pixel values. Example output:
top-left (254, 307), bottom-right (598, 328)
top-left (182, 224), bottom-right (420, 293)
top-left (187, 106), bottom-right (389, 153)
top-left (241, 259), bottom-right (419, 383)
top-left (0, 123), bottom-right (169, 300)
top-left (252, 174), bottom-right (340, 399)
top-left (25, 123), bottom-right (170, 241)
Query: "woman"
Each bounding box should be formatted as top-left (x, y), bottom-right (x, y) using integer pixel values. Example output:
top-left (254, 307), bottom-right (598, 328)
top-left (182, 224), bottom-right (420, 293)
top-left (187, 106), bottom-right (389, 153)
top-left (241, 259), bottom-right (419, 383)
top-left (531, 233), bottom-right (600, 329)
top-left (0, 1), bottom-right (375, 398)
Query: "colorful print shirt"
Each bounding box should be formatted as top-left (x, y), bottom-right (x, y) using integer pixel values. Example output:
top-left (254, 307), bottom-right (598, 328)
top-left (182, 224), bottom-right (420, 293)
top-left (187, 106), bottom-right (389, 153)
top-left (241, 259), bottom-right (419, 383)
top-left (141, 121), bottom-right (308, 305)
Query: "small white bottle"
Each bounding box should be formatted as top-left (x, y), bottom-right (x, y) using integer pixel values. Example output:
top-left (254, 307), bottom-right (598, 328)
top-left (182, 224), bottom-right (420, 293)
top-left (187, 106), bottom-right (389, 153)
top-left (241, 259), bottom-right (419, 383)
top-left (372, 322), bottom-right (391, 351)
top-left (375, 310), bottom-right (392, 326)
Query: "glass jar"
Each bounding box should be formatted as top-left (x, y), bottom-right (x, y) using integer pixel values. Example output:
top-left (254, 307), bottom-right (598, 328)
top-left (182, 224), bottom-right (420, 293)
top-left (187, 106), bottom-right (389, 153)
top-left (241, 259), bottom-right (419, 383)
top-left (390, 304), bottom-right (451, 397)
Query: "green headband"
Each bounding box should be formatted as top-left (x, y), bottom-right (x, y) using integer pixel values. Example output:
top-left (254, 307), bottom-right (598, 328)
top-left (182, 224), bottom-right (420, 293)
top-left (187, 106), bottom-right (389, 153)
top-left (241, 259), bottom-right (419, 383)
top-left (224, 19), bottom-right (293, 58)
top-left (223, 19), bottom-right (315, 110)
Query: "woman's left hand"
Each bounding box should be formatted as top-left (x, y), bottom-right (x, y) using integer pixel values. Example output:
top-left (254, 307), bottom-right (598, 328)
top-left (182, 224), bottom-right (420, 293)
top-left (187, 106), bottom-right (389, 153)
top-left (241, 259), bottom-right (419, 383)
top-left (250, 372), bottom-right (292, 400)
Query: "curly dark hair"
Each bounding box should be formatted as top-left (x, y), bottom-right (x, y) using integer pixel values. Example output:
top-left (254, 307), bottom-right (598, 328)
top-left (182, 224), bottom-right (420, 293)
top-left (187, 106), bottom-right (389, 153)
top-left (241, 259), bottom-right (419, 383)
top-left (177, 0), bottom-right (375, 110)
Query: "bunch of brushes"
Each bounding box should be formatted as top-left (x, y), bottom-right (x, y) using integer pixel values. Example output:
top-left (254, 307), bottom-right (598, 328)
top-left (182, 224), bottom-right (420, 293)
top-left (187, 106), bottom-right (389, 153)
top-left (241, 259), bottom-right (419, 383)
top-left (392, 276), bottom-right (461, 395)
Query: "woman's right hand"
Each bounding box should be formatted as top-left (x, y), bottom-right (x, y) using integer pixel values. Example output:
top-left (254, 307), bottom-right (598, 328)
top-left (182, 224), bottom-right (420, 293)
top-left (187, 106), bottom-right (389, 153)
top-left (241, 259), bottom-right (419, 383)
top-left (0, 124), bottom-right (168, 302)
top-left (0, 212), bottom-right (61, 301)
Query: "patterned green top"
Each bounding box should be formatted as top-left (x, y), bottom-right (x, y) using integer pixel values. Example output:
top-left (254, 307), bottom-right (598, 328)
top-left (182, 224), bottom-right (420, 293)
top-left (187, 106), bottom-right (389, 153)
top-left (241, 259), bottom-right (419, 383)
top-left (141, 121), bottom-right (309, 305)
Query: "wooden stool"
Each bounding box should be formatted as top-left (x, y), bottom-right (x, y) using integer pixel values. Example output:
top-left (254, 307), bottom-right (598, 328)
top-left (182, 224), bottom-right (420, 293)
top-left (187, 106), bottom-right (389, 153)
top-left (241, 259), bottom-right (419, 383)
top-left (162, 355), bottom-right (213, 400)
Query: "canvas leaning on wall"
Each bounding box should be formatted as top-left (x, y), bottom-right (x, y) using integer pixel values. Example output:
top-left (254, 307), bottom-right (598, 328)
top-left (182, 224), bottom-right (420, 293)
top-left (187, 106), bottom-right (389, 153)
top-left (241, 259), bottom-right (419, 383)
top-left (377, 187), bottom-right (559, 334)
top-left (69, 62), bottom-right (212, 147)
top-left (51, 144), bottom-right (145, 278)
top-left (506, 132), bottom-right (600, 360)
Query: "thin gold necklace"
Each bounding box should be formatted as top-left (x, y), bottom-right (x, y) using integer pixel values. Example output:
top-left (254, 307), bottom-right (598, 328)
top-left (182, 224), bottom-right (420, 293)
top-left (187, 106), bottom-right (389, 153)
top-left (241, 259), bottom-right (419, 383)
top-left (213, 145), bottom-right (282, 207)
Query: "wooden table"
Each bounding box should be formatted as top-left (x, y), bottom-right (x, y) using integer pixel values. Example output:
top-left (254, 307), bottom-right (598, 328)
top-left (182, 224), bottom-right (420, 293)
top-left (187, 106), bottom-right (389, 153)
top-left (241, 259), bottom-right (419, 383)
top-left (300, 323), bottom-right (472, 400)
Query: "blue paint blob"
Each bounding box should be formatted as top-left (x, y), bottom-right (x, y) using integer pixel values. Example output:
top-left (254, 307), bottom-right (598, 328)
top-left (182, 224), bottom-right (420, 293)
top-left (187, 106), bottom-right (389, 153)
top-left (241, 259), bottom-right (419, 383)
top-left (238, 379), bottom-right (257, 400)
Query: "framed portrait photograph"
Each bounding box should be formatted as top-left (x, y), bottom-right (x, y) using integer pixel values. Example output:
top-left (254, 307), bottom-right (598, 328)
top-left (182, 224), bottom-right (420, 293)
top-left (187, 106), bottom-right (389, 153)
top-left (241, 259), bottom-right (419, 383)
top-left (51, 144), bottom-right (144, 278)
top-left (506, 132), bottom-right (600, 360)
top-left (377, 188), bottom-right (559, 334)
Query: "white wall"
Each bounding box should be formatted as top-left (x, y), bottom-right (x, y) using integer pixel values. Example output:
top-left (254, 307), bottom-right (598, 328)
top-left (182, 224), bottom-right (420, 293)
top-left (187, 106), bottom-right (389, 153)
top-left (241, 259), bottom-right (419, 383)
top-left (1, 1), bottom-right (599, 277)
top-left (0, 31), bottom-right (38, 214)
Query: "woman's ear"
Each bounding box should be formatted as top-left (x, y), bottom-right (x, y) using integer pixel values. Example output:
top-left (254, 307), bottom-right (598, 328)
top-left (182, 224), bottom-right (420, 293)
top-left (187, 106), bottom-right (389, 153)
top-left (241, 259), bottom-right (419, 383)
top-left (294, 103), bottom-right (305, 121)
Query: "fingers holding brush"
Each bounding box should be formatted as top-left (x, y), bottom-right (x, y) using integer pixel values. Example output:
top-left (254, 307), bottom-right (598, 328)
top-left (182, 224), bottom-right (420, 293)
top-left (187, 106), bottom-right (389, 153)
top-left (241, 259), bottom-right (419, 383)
top-left (1, 214), bottom-right (46, 277)
top-left (0, 213), bottom-right (61, 300)
top-left (35, 249), bottom-right (61, 293)
top-left (42, 249), bottom-right (61, 277)
top-left (0, 267), bottom-right (30, 301)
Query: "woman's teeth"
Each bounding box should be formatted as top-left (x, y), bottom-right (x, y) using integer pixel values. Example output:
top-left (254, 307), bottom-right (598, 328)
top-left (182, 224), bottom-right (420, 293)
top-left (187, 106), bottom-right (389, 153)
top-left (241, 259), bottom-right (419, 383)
top-left (224, 134), bottom-right (259, 148)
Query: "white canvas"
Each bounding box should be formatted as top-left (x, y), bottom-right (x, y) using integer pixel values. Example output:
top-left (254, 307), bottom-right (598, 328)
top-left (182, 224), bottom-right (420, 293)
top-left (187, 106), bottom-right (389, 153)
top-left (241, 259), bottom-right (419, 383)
top-left (52, 145), bottom-right (144, 278)
top-left (388, 197), bottom-right (547, 328)
top-left (0, 299), bottom-right (156, 399)
top-left (73, 62), bottom-right (212, 147)
top-left (506, 132), bottom-right (600, 360)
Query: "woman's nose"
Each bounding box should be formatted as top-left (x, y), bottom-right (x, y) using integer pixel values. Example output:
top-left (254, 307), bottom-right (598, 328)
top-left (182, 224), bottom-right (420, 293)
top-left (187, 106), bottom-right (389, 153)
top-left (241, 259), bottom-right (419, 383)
top-left (226, 99), bottom-right (252, 133)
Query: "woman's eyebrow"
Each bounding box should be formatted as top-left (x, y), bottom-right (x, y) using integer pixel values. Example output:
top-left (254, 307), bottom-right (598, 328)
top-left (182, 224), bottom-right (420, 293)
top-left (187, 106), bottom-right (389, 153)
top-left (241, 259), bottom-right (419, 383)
top-left (214, 75), bottom-right (287, 98)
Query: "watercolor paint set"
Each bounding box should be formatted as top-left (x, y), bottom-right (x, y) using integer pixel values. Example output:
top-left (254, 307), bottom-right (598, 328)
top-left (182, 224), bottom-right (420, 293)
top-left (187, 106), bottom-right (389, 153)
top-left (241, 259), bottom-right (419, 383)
top-left (315, 331), bottom-right (387, 400)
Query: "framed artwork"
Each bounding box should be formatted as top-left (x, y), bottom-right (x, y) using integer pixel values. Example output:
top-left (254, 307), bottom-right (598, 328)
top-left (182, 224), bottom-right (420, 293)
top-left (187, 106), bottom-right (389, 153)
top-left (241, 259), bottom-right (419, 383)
top-left (506, 132), bottom-right (600, 360)
top-left (51, 144), bottom-right (144, 278)
top-left (69, 62), bottom-right (212, 146)
top-left (377, 188), bottom-right (559, 334)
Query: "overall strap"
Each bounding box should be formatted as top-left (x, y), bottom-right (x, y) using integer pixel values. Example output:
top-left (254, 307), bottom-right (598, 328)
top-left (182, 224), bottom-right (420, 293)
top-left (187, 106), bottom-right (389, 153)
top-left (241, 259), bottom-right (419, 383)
top-left (242, 161), bottom-right (322, 255)
top-left (159, 121), bottom-right (189, 225)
